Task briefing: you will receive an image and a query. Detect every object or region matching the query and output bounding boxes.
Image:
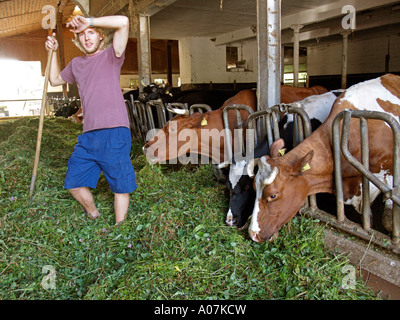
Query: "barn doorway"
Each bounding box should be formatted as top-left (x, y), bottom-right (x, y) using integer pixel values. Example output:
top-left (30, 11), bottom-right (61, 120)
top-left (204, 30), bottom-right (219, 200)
top-left (0, 59), bottom-right (62, 118)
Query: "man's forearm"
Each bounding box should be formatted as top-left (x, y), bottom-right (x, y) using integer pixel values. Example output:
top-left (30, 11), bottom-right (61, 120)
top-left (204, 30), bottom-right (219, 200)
top-left (90, 15), bottom-right (129, 30)
top-left (49, 53), bottom-right (64, 87)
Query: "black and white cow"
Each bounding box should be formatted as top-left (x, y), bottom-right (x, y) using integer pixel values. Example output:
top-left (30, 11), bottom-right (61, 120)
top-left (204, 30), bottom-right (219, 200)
top-left (225, 90), bottom-right (343, 228)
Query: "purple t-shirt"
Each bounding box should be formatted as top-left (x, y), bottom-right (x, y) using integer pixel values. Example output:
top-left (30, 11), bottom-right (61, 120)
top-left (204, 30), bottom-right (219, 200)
top-left (60, 46), bottom-right (129, 133)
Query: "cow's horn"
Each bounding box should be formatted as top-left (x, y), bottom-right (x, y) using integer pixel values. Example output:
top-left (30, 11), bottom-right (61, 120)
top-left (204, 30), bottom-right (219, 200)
top-left (247, 158), bottom-right (259, 178)
top-left (263, 166), bottom-right (279, 185)
top-left (217, 161), bottom-right (230, 169)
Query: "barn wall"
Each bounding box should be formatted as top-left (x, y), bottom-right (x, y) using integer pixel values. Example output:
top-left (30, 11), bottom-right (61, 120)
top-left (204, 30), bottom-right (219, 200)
top-left (0, 30), bottom-right (180, 91)
top-left (178, 36), bottom-right (257, 89)
top-left (307, 35), bottom-right (400, 76)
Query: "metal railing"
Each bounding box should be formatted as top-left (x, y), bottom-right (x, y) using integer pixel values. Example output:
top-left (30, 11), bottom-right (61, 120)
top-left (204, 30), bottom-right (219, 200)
top-left (330, 109), bottom-right (400, 251)
top-left (246, 103), bottom-right (316, 208)
top-left (124, 93), bottom-right (217, 142)
top-left (222, 104), bottom-right (255, 163)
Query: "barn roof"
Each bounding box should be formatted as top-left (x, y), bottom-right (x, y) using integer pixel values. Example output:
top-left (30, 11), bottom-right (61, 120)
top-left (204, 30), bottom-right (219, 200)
top-left (0, 0), bottom-right (77, 39)
top-left (1, 0), bottom-right (399, 45)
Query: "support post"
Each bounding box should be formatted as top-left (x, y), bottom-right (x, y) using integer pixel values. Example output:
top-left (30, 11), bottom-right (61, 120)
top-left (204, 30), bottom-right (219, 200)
top-left (137, 14), bottom-right (152, 91)
top-left (167, 40), bottom-right (173, 86)
top-left (256, 0), bottom-right (281, 111)
top-left (341, 31), bottom-right (351, 89)
top-left (291, 24), bottom-right (303, 87)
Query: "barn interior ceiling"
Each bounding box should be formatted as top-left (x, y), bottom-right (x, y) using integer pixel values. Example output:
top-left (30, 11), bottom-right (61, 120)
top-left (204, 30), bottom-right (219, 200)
top-left (0, 0), bottom-right (77, 39)
top-left (1, 0), bottom-right (400, 46)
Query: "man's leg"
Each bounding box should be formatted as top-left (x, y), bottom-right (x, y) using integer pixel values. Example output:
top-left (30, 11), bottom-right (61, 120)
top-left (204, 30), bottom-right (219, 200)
top-left (69, 187), bottom-right (100, 218)
top-left (114, 193), bottom-right (130, 224)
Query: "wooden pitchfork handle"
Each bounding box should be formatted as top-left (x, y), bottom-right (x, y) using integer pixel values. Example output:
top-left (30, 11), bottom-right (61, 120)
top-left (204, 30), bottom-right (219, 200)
top-left (29, 30), bottom-right (54, 197)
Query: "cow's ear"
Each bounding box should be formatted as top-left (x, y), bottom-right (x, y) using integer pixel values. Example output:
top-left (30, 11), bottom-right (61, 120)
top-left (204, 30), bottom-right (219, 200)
top-left (292, 150), bottom-right (314, 176)
top-left (270, 138), bottom-right (285, 158)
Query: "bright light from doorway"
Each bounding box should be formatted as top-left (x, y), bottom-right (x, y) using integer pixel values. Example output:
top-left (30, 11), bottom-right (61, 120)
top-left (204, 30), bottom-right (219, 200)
top-left (0, 59), bottom-right (44, 116)
top-left (0, 59), bottom-right (43, 100)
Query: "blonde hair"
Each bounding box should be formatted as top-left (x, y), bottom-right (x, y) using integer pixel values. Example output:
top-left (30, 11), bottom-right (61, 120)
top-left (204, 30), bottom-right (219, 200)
top-left (72, 27), bottom-right (110, 53)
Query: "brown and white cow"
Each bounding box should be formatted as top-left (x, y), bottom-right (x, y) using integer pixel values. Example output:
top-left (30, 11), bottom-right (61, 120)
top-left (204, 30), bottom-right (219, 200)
top-left (143, 85), bottom-right (328, 164)
top-left (280, 85), bottom-right (327, 103)
top-left (247, 73), bottom-right (400, 242)
top-left (143, 89), bottom-right (257, 164)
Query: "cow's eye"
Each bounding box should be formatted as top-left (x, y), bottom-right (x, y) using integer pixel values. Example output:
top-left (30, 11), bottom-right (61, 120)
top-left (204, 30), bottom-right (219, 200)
top-left (267, 194), bottom-right (278, 201)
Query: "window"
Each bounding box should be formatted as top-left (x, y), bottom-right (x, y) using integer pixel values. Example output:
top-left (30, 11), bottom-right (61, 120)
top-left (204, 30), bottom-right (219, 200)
top-left (226, 45), bottom-right (246, 71)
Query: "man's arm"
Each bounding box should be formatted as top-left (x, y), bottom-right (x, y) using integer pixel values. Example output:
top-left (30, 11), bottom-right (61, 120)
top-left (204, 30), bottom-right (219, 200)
top-left (67, 15), bottom-right (130, 58)
top-left (45, 33), bottom-right (67, 87)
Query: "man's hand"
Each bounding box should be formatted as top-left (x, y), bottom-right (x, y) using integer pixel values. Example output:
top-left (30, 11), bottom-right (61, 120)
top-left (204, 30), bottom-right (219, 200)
top-left (45, 33), bottom-right (58, 51)
top-left (66, 15), bottom-right (90, 33)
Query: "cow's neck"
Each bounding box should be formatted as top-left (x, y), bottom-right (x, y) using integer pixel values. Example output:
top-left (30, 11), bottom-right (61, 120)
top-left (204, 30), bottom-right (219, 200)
top-left (285, 122), bottom-right (335, 195)
top-left (198, 108), bottom-right (247, 164)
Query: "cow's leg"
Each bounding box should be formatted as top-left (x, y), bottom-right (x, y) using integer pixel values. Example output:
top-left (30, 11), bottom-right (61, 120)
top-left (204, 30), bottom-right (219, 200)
top-left (114, 193), bottom-right (130, 224)
top-left (69, 187), bottom-right (100, 219)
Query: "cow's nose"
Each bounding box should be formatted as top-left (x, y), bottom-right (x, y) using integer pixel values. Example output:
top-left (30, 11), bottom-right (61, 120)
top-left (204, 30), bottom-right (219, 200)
top-left (225, 210), bottom-right (235, 227)
top-left (249, 230), bottom-right (262, 242)
top-left (142, 146), bottom-right (148, 154)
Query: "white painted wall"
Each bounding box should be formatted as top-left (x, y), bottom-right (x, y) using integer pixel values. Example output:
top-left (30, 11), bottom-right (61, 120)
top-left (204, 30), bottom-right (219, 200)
top-left (177, 34), bottom-right (400, 86)
top-left (307, 35), bottom-right (400, 76)
top-left (178, 36), bottom-right (257, 85)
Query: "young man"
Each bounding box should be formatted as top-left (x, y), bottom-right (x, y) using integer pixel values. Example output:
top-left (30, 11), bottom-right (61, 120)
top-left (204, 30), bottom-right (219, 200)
top-left (45, 15), bottom-right (136, 224)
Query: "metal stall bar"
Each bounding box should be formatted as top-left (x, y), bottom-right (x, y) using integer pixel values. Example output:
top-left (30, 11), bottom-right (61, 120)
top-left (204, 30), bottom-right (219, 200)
top-left (333, 109), bottom-right (400, 245)
top-left (134, 100), bottom-right (150, 140)
top-left (222, 104), bottom-right (254, 164)
top-left (146, 100), bottom-right (168, 129)
top-left (189, 104), bottom-right (212, 115)
top-left (129, 96), bottom-right (145, 141)
top-left (125, 99), bottom-right (137, 140)
top-left (165, 102), bottom-right (189, 121)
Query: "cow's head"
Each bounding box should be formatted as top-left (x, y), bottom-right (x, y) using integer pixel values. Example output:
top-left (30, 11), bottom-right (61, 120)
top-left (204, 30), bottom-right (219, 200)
top-left (247, 139), bottom-right (314, 242)
top-left (139, 83), bottom-right (173, 103)
top-left (225, 160), bottom-right (256, 229)
top-left (143, 109), bottom-right (226, 164)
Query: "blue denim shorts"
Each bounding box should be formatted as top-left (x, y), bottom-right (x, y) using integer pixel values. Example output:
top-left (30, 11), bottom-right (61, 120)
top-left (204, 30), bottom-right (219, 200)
top-left (64, 127), bottom-right (137, 194)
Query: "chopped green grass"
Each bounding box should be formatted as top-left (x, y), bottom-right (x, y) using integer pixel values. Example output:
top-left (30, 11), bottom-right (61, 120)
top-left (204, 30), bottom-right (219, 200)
top-left (0, 117), bottom-right (379, 300)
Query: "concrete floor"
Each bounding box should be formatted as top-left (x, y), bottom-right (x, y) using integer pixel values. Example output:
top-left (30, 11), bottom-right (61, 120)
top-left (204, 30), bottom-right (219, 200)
top-left (323, 228), bottom-right (400, 300)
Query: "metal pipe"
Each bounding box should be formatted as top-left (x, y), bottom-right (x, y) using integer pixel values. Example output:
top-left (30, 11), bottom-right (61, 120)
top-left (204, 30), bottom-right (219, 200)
top-left (332, 113), bottom-right (345, 222)
top-left (222, 104), bottom-right (254, 164)
top-left (257, 0), bottom-right (281, 111)
top-left (189, 104), bottom-right (212, 115)
top-left (340, 110), bottom-right (400, 206)
top-left (360, 116), bottom-right (371, 230)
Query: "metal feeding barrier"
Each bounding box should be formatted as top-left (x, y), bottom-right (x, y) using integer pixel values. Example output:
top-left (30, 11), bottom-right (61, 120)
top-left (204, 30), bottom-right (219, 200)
top-left (246, 103), bottom-right (317, 209)
top-left (222, 104), bottom-right (255, 164)
top-left (124, 94), bottom-right (215, 142)
top-left (328, 109), bottom-right (400, 252)
top-left (221, 102), bottom-right (313, 162)
top-left (223, 103), bottom-right (400, 253)
top-left (124, 99), bottom-right (142, 140)
top-left (190, 104), bottom-right (212, 115)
